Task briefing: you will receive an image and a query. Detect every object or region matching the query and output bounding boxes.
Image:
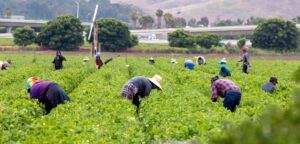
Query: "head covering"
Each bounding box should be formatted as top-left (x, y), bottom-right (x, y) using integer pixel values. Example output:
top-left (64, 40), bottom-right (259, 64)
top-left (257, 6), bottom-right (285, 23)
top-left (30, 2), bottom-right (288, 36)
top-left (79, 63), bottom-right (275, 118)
top-left (242, 47), bottom-right (247, 53)
top-left (2, 61), bottom-right (10, 67)
top-left (196, 56), bottom-right (206, 65)
top-left (220, 58), bottom-right (227, 64)
top-left (149, 57), bottom-right (154, 60)
top-left (148, 74), bottom-right (162, 90)
top-left (83, 56), bottom-right (89, 61)
top-left (185, 59), bottom-right (193, 63)
top-left (211, 76), bottom-right (219, 83)
top-left (270, 77), bottom-right (278, 83)
top-left (26, 77), bottom-right (42, 90)
top-left (96, 52), bottom-right (101, 57)
top-left (170, 58), bottom-right (177, 64)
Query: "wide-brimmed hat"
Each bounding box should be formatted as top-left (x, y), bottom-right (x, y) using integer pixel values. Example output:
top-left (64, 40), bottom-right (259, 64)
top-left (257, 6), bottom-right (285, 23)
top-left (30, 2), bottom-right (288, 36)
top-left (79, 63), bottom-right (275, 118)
top-left (220, 58), bottom-right (227, 63)
top-left (150, 57), bottom-right (154, 60)
top-left (26, 77), bottom-right (42, 90)
top-left (83, 56), bottom-right (89, 61)
top-left (2, 61), bottom-right (10, 67)
top-left (96, 52), bottom-right (101, 57)
top-left (195, 56), bottom-right (206, 65)
top-left (148, 74), bottom-right (162, 90)
top-left (185, 59), bottom-right (193, 63)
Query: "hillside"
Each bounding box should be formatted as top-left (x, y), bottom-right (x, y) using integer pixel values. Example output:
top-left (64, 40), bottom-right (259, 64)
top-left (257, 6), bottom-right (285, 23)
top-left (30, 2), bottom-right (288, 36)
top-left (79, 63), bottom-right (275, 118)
top-left (112, 0), bottom-right (300, 21)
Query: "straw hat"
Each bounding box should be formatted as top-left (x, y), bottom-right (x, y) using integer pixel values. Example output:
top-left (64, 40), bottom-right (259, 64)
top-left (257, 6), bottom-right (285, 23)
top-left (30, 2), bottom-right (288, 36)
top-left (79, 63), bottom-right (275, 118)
top-left (148, 74), bottom-right (162, 90)
top-left (83, 56), bottom-right (89, 61)
top-left (185, 59), bottom-right (193, 63)
top-left (150, 57), bottom-right (154, 60)
top-left (220, 58), bottom-right (227, 63)
top-left (2, 61), bottom-right (10, 67)
top-left (195, 56), bottom-right (206, 64)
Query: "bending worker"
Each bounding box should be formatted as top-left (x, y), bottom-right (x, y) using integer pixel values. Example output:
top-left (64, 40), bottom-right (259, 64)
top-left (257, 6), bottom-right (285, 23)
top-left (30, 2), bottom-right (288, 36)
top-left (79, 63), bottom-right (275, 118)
top-left (184, 59), bottom-right (195, 70)
top-left (0, 60), bottom-right (11, 70)
top-left (211, 76), bottom-right (242, 112)
top-left (262, 77), bottom-right (278, 94)
top-left (26, 77), bottom-right (71, 114)
top-left (219, 58), bottom-right (231, 77)
top-left (196, 56), bottom-right (206, 65)
top-left (121, 75), bottom-right (162, 113)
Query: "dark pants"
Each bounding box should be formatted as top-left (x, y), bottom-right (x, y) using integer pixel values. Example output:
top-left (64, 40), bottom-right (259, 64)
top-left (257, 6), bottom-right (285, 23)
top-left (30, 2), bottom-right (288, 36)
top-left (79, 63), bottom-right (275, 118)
top-left (132, 96), bottom-right (141, 113)
top-left (223, 91), bottom-right (241, 112)
top-left (242, 64), bottom-right (248, 74)
top-left (55, 66), bottom-right (63, 70)
top-left (39, 83), bottom-right (70, 114)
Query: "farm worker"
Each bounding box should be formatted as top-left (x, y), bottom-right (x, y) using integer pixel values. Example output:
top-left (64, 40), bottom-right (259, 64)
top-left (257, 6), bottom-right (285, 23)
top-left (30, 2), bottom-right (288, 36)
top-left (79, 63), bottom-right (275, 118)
top-left (0, 60), bottom-right (11, 70)
top-left (170, 58), bottom-right (177, 64)
top-left (238, 47), bottom-right (250, 74)
top-left (149, 57), bottom-right (155, 64)
top-left (121, 75), bottom-right (162, 113)
top-left (262, 77), bottom-right (278, 94)
top-left (219, 58), bottom-right (231, 77)
top-left (52, 51), bottom-right (66, 70)
top-left (26, 77), bottom-right (71, 114)
top-left (83, 56), bottom-right (89, 65)
top-left (184, 59), bottom-right (195, 70)
top-left (195, 56), bottom-right (206, 65)
top-left (211, 76), bottom-right (242, 112)
top-left (95, 52), bottom-right (103, 69)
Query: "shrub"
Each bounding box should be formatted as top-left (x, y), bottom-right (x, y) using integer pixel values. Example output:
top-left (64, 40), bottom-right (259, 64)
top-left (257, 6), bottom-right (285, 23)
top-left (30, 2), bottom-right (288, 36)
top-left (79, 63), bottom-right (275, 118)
top-left (168, 29), bottom-right (196, 48)
top-left (252, 18), bottom-right (299, 51)
top-left (13, 26), bottom-right (37, 48)
top-left (37, 15), bottom-right (84, 50)
top-left (196, 33), bottom-right (222, 49)
top-left (237, 37), bottom-right (246, 49)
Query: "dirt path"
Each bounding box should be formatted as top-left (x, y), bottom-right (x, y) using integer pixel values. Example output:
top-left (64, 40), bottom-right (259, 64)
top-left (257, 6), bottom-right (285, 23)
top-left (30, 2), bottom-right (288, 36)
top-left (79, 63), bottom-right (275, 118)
top-left (1, 50), bottom-right (300, 60)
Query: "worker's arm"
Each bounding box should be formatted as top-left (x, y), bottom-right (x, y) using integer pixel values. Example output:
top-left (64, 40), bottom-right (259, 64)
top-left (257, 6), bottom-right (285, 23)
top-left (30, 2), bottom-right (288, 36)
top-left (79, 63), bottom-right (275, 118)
top-left (211, 84), bottom-right (218, 102)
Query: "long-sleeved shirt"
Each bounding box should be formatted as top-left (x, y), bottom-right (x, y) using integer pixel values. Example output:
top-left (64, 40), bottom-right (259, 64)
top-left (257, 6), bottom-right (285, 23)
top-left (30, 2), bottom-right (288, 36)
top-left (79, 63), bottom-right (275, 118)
top-left (52, 55), bottom-right (66, 68)
top-left (242, 53), bottom-right (250, 64)
top-left (128, 76), bottom-right (153, 97)
top-left (30, 81), bottom-right (52, 99)
top-left (262, 82), bottom-right (276, 94)
top-left (211, 80), bottom-right (241, 101)
top-left (219, 64), bottom-right (231, 76)
top-left (184, 62), bottom-right (195, 70)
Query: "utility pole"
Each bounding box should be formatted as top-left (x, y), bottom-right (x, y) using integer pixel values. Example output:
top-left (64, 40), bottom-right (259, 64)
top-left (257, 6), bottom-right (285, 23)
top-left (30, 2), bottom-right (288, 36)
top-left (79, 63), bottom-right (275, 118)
top-left (73, 1), bottom-right (80, 18)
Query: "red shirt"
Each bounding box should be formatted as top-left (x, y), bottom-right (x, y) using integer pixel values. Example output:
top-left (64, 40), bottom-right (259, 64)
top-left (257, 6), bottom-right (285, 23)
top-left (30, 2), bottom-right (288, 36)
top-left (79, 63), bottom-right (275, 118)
top-left (211, 80), bottom-right (240, 102)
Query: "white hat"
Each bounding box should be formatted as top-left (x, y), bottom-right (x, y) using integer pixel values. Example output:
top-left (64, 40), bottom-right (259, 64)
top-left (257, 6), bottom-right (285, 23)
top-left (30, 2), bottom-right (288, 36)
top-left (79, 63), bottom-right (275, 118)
top-left (220, 58), bottom-right (227, 63)
top-left (195, 56), bottom-right (206, 65)
top-left (150, 57), bottom-right (154, 60)
top-left (185, 59), bottom-right (193, 63)
top-left (148, 74), bottom-right (162, 90)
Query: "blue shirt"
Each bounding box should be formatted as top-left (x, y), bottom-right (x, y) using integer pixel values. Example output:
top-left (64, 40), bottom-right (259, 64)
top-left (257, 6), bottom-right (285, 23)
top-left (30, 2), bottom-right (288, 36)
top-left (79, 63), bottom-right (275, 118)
top-left (262, 82), bottom-right (276, 94)
top-left (219, 64), bottom-right (231, 76)
top-left (184, 62), bottom-right (195, 70)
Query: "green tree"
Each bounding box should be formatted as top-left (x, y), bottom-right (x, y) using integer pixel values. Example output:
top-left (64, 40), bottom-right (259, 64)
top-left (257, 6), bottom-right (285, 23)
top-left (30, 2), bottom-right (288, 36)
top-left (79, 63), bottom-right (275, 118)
top-left (197, 17), bottom-right (209, 27)
top-left (37, 15), bottom-right (84, 50)
top-left (246, 16), bottom-right (267, 25)
top-left (196, 33), bottom-right (222, 49)
top-left (188, 18), bottom-right (197, 27)
top-left (164, 13), bottom-right (176, 28)
top-left (252, 18), bottom-right (299, 51)
top-left (156, 9), bottom-right (164, 29)
top-left (13, 26), bottom-right (37, 48)
top-left (4, 7), bottom-right (12, 17)
top-left (292, 16), bottom-right (300, 23)
top-left (168, 29), bottom-right (196, 48)
top-left (237, 37), bottom-right (247, 49)
top-left (130, 11), bottom-right (139, 29)
top-left (139, 15), bottom-right (154, 29)
top-left (215, 19), bottom-right (237, 26)
top-left (95, 18), bottom-right (135, 51)
top-left (174, 17), bottom-right (187, 28)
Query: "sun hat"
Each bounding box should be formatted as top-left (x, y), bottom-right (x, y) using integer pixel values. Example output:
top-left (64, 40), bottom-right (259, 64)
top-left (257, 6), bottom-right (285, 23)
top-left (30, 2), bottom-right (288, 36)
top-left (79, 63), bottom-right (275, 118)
top-left (26, 77), bottom-right (42, 90)
top-left (150, 57), bottom-right (154, 60)
top-left (96, 52), bottom-right (101, 57)
top-left (195, 56), bottom-right (206, 65)
top-left (220, 58), bottom-right (227, 64)
top-left (148, 74), bottom-right (162, 90)
top-left (83, 56), bottom-right (89, 61)
top-left (185, 59), bottom-right (193, 63)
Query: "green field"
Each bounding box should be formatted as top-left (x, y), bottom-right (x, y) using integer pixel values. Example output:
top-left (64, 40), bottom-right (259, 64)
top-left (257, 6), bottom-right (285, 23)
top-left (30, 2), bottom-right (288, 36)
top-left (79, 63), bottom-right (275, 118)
top-left (0, 54), bottom-right (299, 143)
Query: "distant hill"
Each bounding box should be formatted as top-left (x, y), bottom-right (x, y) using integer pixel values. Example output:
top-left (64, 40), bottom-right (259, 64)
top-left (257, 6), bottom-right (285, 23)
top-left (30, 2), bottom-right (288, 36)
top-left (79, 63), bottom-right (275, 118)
top-left (112, 0), bottom-right (300, 22)
top-left (0, 0), bottom-right (134, 22)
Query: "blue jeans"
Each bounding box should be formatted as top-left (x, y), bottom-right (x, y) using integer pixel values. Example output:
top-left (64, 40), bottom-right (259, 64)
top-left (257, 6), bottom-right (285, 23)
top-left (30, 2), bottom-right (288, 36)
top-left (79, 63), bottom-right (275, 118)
top-left (223, 91), bottom-right (241, 112)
